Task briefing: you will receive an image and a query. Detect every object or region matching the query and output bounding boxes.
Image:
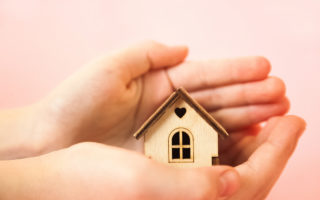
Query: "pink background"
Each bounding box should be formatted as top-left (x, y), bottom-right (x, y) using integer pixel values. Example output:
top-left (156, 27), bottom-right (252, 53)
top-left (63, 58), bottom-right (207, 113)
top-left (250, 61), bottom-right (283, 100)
top-left (0, 0), bottom-right (319, 199)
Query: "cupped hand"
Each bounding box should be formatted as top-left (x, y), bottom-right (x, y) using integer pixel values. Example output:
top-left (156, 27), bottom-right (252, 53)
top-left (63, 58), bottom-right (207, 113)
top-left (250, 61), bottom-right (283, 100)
top-left (1, 142), bottom-right (239, 200)
top-left (222, 115), bottom-right (305, 199)
top-left (0, 115), bottom-right (305, 200)
top-left (28, 41), bottom-right (288, 154)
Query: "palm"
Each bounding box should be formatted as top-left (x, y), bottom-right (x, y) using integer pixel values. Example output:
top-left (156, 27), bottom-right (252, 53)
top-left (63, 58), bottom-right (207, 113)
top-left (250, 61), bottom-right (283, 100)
top-left (218, 127), bottom-right (259, 166)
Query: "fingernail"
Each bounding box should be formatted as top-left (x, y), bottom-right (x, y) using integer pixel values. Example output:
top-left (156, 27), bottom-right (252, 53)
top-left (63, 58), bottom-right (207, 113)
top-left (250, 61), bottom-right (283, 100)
top-left (219, 170), bottom-right (239, 197)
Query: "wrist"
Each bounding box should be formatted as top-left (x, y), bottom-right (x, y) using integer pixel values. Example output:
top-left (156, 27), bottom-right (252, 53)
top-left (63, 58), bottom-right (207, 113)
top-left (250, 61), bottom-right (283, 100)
top-left (0, 104), bottom-right (45, 159)
top-left (0, 158), bottom-right (40, 200)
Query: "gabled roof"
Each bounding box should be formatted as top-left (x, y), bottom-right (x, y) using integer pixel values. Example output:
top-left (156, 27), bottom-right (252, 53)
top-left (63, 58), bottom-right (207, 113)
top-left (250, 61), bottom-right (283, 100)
top-left (133, 87), bottom-right (229, 139)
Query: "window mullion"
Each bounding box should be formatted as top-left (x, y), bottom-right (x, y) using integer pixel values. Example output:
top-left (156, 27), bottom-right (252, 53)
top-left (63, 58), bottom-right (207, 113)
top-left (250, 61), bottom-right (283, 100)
top-left (180, 130), bottom-right (183, 160)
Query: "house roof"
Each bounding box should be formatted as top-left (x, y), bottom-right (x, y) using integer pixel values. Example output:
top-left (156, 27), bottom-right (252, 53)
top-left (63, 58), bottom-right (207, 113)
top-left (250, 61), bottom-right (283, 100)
top-left (133, 87), bottom-right (229, 139)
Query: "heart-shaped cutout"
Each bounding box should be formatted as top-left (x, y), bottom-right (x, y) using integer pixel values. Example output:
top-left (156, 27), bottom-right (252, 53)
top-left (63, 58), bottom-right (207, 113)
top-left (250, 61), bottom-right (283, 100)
top-left (175, 107), bottom-right (186, 118)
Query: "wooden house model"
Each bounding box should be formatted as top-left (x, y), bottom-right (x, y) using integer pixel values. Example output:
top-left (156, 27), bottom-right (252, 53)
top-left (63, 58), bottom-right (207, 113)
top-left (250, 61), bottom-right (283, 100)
top-left (133, 87), bottom-right (228, 168)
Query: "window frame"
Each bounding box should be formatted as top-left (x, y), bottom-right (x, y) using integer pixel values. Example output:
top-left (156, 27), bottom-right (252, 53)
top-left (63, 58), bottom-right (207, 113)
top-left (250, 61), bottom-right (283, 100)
top-left (168, 128), bottom-right (194, 163)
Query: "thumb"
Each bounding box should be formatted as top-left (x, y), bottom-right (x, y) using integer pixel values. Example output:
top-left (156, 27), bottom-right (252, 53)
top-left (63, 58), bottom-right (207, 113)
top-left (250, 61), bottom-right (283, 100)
top-left (91, 40), bottom-right (188, 84)
top-left (173, 166), bottom-right (240, 200)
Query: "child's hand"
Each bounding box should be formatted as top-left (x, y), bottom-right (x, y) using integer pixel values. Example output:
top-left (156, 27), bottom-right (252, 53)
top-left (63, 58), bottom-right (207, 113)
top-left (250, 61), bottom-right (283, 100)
top-left (26, 41), bottom-right (288, 155)
top-left (0, 116), bottom-right (305, 200)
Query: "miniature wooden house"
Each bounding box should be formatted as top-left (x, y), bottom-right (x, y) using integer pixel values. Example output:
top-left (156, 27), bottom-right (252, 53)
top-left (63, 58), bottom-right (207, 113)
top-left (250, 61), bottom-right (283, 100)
top-left (133, 88), bottom-right (228, 168)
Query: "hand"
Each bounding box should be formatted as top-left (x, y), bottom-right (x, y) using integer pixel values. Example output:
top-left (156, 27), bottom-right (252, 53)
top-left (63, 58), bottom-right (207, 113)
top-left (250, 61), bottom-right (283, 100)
top-left (223, 115), bottom-right (305, 199)
top-left (0, 142), bottom-right (239, 200)
top-left (25, 41), bottom-right (288, 155)
top-left (0, 116), bottom-right (305, 200)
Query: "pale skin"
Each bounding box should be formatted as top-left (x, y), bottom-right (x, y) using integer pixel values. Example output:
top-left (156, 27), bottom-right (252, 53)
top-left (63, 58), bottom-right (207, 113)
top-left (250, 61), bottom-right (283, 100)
top-left (0, 41), bottom-right (305, 199)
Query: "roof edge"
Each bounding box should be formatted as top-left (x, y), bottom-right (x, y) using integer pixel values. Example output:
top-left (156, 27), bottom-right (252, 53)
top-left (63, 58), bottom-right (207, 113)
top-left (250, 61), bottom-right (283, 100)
top-left (133, 87), bottom-right (229, 140)
top-left (133, 90), bottom-right (179, 139)
top-left (176, 88), bottom-right (229, 139)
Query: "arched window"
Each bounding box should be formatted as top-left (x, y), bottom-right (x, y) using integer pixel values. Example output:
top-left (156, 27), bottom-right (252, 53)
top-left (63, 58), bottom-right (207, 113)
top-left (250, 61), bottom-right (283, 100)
top-left (169, 128), bottom-right (194, 163)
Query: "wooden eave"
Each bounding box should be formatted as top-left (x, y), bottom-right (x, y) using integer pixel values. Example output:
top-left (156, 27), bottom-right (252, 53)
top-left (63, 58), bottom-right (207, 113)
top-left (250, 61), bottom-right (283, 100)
top-left (133, 87), bottom-right (229, 139)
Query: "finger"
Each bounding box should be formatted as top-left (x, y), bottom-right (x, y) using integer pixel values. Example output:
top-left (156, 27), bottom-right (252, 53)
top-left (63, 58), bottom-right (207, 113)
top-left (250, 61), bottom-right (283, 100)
top-left (231, 116), bottom-right (306, 199)
top-left (211, 97), bottom-right (290, 131)
top-left (93, 40), bottom-right (188, 84)
top-left (191, 76), bottom-right (286, 111)
top-left (166, 56), bottom-right (271, 91)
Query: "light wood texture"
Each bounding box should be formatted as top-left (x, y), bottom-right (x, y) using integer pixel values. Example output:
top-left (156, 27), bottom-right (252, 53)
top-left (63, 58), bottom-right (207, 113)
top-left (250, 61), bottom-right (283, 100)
top-left (144, 98), bottom-right (219, 168)
top-left (134, 87), bottom-right (228, 139)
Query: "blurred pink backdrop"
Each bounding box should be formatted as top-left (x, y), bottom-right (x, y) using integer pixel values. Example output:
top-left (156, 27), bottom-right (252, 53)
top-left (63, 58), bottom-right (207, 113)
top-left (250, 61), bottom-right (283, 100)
top-left (0, 0), bottom-right (319, 199)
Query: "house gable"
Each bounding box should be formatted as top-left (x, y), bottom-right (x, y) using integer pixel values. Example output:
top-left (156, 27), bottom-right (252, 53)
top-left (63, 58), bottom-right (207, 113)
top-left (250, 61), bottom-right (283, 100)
top-left (143, 97), bottom-right (219, 167)
top-left (133, 87), bottom-right (228, 140)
